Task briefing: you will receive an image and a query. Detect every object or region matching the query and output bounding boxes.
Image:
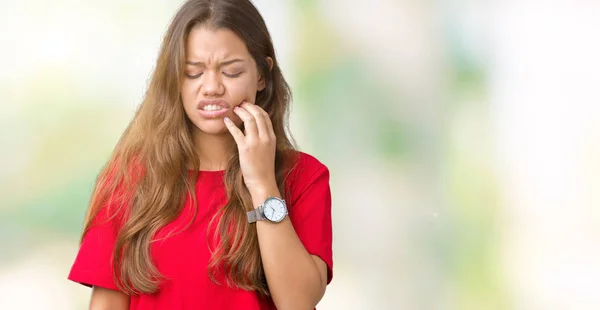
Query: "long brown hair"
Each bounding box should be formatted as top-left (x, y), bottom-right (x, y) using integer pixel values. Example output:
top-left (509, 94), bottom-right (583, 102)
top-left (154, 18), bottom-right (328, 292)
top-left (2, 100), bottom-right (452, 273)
top-left (81, 0), bottom-right (297, 296)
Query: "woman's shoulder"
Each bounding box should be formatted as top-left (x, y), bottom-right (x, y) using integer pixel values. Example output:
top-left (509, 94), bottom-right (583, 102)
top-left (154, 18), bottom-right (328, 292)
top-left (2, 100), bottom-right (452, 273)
top-left (287, 151), bottom-right (328, 177)
top-left (284, 151), bottom-right (329, 199)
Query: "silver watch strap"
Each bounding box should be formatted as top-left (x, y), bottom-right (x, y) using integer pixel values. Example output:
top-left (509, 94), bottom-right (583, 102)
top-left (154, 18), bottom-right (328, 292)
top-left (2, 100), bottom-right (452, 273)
top-left (247, 206), bottom-right (265, 223)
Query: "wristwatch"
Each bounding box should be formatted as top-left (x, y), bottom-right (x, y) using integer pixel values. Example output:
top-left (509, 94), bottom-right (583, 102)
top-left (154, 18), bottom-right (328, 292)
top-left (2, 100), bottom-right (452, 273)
top-left (247, 196), bottom-right (288, 223)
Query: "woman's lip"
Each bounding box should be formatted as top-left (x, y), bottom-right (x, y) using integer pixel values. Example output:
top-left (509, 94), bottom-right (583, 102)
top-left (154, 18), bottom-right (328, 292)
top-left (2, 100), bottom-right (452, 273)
top-left (197, 99), bottom-right (229, 110)
top-left (198, 107), bottom-right (229, 118)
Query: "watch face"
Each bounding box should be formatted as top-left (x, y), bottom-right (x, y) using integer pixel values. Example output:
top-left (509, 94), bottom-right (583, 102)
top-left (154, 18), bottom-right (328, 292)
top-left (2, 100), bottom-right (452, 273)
top-left (263, 197), bottom-right (287, 222)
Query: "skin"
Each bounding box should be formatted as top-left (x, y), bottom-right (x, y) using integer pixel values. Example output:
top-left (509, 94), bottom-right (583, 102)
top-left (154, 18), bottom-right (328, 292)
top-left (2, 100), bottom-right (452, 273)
top-left (89, 287), bottom-right (129, 309)
top-left (90, 25), bottom-right (327, 310)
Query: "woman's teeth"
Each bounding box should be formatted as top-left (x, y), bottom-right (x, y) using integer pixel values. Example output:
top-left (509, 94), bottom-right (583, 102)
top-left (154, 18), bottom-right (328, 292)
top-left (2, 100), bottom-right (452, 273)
top-left (202, 105), bottom-right (224, 111)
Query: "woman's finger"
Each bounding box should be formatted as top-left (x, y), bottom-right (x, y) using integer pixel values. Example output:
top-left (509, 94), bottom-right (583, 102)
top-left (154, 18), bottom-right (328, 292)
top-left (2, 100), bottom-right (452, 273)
top-left (262, 109), bottom-right (275, 139)
top-left (223, 117), bottom-right (245, 146)
top-left (232, 105), bottom-right (258, 138)
top-left (240, 102), bottom-right (270, 140)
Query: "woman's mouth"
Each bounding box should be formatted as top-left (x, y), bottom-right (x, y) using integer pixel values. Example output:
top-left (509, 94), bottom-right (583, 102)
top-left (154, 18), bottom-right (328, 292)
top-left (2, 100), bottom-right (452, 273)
top-left (197, 99), bottom-right (230, 118)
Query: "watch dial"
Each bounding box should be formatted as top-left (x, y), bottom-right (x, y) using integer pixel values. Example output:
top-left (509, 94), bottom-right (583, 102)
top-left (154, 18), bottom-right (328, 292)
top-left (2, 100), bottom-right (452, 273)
top-left (264, 198), bottom-right (285, 222)
top-left (264, 205), bottom-right (274, 219)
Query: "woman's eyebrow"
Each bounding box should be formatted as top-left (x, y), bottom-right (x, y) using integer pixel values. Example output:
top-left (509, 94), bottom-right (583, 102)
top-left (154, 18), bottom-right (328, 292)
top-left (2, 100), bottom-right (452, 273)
top-left (185, 59), bottom-right (246, 66)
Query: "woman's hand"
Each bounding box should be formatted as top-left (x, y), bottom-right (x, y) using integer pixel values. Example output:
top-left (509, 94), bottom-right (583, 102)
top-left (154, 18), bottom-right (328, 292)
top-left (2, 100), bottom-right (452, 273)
top-left (224, 101), bottom-right (278, 197)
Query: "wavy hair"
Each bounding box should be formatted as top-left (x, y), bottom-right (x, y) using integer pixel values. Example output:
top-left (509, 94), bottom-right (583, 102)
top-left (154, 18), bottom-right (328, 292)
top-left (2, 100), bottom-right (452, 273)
top-left (81, 0), bottom-right (297, 296)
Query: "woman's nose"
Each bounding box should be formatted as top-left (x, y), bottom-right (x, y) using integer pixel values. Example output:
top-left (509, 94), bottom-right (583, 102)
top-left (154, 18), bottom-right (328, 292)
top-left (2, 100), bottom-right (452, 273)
top-left (201, 71), bottom-right (224, 96)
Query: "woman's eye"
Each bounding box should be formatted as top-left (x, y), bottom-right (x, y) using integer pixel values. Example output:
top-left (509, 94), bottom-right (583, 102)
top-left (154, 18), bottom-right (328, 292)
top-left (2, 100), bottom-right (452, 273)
top-left (223, 72), bottom-right (243, 78)
top-left (185, 72), bottom-right (203, 79)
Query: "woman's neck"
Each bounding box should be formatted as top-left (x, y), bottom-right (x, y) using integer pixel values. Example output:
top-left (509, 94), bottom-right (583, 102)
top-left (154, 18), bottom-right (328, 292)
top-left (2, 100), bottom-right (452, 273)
top-left (192, 129), bottom-right (236, 171)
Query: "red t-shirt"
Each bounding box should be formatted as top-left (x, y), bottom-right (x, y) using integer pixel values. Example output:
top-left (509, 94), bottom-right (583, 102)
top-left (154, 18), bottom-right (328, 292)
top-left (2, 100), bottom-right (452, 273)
top-left (68, 152), bottom-right (333, 310)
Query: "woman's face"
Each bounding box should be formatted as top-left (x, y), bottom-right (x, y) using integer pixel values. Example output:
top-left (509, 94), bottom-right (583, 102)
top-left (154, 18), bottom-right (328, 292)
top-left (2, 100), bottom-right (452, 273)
top-left (181, 26), bottom-right (266, 135)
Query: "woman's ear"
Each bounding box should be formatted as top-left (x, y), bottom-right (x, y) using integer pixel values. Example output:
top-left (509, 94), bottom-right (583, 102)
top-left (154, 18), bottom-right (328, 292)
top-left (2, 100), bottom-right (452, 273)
top-left (266, 57), bottom-right (273, 71)
top-left (257, 57), bottom-right (274, 91)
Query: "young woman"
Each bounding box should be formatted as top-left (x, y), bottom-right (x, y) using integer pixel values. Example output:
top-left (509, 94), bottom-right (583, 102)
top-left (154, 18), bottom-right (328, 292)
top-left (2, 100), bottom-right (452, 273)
top-left (67, 0), bottom-right (333, 309)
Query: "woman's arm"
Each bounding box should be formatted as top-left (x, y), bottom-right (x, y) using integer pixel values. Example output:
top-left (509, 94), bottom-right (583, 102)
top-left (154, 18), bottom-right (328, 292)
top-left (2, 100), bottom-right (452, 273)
top-left (252, 188), bottom-right (328, 310)
top-left (89, 286), bottom-right (130, 310)
top-left (225, 102), bottom-right (331, 309)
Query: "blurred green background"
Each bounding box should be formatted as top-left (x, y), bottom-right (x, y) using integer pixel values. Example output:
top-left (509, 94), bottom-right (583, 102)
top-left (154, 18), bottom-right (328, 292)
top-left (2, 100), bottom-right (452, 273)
top-left (1, 1), bottom-right (600, 309)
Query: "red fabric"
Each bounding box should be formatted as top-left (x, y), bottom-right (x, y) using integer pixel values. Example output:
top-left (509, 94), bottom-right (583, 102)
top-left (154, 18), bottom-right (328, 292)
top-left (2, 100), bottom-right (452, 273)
top-left (68, 152), bottom-right (333, 310)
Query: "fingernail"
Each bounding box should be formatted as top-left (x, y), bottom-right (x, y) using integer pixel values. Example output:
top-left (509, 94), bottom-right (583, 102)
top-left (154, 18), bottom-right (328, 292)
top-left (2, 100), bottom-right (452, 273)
top-left (224, 117), bottom-right (231, 122)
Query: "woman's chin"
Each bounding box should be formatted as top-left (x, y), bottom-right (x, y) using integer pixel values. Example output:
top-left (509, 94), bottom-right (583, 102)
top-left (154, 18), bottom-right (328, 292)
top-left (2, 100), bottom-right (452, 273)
top-left (193, 121), bottom-right (230, 136)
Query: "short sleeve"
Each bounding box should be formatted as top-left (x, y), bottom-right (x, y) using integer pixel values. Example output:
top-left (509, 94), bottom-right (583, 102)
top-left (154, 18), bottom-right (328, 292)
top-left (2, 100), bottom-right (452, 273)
top-left (68, 205), bottom-right (122, 290)
top-left (288, 162), bottom-right (334, 284)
